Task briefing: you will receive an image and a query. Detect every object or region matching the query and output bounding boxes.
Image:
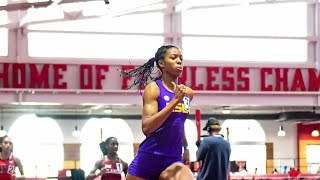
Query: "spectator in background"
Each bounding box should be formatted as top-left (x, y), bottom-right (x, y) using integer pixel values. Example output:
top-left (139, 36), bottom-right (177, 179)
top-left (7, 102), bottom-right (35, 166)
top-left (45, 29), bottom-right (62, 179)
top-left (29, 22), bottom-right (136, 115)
top-left (288, 167), bottom-right (300, 179)
top-left (272, 168), bottom-right (279, 174)
top-left (196, 118), bottom-right (231, 180)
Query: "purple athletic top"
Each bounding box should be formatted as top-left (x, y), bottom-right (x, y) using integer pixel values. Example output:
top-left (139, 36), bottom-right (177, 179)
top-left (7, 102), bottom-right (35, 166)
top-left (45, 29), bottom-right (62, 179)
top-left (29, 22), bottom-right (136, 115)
top-left (138, 80), bottom-right (190, 158)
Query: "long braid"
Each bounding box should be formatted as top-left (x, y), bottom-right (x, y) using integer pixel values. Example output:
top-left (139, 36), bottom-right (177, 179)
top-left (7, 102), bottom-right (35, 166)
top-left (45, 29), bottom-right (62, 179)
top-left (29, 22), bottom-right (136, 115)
top-left (120, 58), bottom-right (160, 89)
top-left (120, 45), bottom-right (178, 91)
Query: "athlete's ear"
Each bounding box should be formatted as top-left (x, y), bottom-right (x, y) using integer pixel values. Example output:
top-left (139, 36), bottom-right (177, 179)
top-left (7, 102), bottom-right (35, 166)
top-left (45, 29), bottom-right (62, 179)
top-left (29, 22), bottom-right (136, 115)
top-left (158, 59), bottom-right (165, 69)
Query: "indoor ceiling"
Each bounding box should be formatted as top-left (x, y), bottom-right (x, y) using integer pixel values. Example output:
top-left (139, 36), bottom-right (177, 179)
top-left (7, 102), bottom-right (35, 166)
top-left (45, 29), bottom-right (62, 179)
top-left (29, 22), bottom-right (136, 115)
top-left (1, 0), bottom-right (165, 12)
top-left (0, 0), bottom-right (302, 17)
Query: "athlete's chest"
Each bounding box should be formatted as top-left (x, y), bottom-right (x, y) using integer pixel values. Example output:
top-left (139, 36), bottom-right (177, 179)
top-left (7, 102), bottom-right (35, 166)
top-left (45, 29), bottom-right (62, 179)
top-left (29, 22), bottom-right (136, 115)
top-left (0, 159), bottom-right (15, 174)
top-left (159, 94), bottom-right (190, 114)
top-left (102, 159), bottom-right (123, 174)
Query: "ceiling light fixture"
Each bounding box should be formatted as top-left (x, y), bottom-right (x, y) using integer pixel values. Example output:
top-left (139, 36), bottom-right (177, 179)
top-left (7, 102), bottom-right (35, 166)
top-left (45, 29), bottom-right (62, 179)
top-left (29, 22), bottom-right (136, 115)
top-left (277, 125), bottom-right (286, 137)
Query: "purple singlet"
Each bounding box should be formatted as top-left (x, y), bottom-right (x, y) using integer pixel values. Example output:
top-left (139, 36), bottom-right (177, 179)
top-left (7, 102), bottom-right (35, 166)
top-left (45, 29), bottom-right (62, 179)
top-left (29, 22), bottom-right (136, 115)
top-left (128, 80), bottom-right (190, 180)
top-left (138, 80), bottom-right (190, 157)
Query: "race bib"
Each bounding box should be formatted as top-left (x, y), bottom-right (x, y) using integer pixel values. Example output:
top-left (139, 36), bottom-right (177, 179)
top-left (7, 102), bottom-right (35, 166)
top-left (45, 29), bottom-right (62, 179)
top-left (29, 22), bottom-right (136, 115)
top-left (116, 163), bottom-right (123, 172)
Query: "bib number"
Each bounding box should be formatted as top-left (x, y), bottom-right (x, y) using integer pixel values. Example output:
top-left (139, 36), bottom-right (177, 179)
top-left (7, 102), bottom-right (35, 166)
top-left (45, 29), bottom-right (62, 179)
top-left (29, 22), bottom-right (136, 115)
top-left (116, 163), bottom-right (123, 172)
top-left (7, 165), bottom-right (14, 174)
top-left (183, 97), bottom-right (190, 112)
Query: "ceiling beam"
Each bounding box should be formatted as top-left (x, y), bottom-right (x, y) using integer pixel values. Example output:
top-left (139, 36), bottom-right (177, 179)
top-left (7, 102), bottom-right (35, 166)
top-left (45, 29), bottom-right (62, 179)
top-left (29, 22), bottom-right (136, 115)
top-left (0, 0), bottom-right (100, 11)
top-left (0, 1), bottom-right (54, 11)
top-left (18, 8), bottom-right (164, 28)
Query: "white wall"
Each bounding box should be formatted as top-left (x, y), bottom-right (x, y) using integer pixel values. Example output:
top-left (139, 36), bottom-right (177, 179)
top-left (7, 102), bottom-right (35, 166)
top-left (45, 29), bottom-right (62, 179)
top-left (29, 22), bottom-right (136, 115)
top-left (126, 120), bottom-right (145, 143)
top-left (260, 120), bottom-right (298, 170)
top-left (260, 120), bottom-right (297, 159)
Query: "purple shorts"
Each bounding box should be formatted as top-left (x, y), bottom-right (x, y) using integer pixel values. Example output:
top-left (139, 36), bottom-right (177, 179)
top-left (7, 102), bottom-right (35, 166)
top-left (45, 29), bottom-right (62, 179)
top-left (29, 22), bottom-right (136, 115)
top-left (128, 152), bottom-right (182, 180)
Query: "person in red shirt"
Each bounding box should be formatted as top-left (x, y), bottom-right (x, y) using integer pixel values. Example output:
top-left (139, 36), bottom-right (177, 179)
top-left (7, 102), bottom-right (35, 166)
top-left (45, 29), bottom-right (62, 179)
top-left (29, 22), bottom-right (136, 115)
top-left (86, 137), bottom-right (128, 180)
top-left (0, 135), bottom-right (24, 180)
top-left (288, 167), bottom-right (300, 179)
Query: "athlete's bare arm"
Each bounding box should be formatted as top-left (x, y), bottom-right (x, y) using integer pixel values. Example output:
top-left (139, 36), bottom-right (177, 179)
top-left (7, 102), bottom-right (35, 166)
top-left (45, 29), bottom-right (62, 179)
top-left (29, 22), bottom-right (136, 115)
top-left (142, 82), bottom-right (186, 136)
top-left (121, 159), bottom-right (128, 176)
top-left (15, 157), bottom-right (24, 177)
top-left (86, 159), bottom-right (104, 180)
top-left (186, 87), bottom-right (194, 102)
top-left (182, 87), bottom-right (194, 164)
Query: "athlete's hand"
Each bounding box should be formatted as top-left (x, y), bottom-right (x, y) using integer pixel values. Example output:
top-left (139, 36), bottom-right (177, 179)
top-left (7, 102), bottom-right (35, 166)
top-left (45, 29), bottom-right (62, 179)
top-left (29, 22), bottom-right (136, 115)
top-left (172, 82), bottom-right (186, 102)
top-left (183, 149), bottom-right (190, 165)
top-left (99, 167), bottom-right (109, 176)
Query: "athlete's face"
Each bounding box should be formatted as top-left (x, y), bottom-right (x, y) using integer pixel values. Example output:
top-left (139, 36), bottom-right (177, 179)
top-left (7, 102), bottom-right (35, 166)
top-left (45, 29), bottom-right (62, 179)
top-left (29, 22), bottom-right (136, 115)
top-left (1, 137), bottom-right (12, 153)
top-left (106, 138), bottom-right (118, 155)
top-left (158, 48), bottom-right (183, 78)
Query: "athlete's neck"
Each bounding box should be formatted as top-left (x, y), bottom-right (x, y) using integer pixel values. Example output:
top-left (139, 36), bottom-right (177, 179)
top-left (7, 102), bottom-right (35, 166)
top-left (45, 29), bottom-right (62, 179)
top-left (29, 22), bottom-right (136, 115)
top-left (0, 151), bottom-right (11, 160)
top-left (161, 75), bottom-right (178, 91)
top-left (107, 153), bottom-right (117, 161)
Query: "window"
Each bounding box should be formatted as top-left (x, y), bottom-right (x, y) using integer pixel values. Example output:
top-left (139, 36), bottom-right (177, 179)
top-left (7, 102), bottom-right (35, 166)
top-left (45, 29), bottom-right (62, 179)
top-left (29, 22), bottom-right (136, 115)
top-left (306, 145), bottom-right (320, 173)
top-left (0, 11), bottom-right (8, 56)
top-left (182, 2), bottom-right (307, 37)
top-left (0, 28), bottom-right (8, 56)
top-left (0, 10), bottom-right (7, 24)
top-left (28, 12), bottom-right (164, 33)
top-left (28, 33), bottom-right (163, 59)
top-left (28, 6), bottom-right (164, 59)
top-left (80, 118), bottom-right (134, 176)
top-left (9, 114), bottom-right (64, 178)
top-left (306, 145), bottom-right (320, 163)
top-left (182, 37), bottom-right (307, 62)
top-left (182, 2), bottom-right (308, 62)
top-left (0, 1), bottom-right (7, 6)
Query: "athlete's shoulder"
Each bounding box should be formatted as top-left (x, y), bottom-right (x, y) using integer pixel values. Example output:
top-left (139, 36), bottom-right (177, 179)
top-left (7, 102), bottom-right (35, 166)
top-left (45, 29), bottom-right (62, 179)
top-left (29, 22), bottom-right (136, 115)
top-left (145, 81), bottom-right (160, 90)
top-left (144, 81), bottom-right (160, 97)
top-left (95, 158), bottom-right (105, 168)
top-left (11, 155), bottom-right (17, 163)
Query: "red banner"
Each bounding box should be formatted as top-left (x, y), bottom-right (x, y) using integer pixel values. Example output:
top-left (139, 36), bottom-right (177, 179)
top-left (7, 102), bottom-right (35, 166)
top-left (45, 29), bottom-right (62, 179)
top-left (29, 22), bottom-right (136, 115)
top-left (0, 63), bottom-right (320, 91)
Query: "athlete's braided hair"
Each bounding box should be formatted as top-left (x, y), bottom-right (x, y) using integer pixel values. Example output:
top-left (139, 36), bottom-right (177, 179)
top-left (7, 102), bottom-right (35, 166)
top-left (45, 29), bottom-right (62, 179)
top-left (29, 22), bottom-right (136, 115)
top-left (120, 45), bottom-right (179, 90)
